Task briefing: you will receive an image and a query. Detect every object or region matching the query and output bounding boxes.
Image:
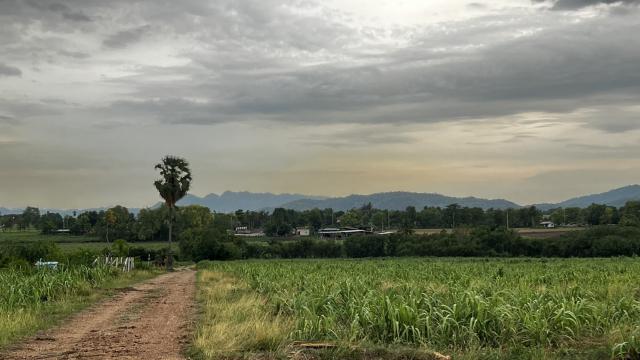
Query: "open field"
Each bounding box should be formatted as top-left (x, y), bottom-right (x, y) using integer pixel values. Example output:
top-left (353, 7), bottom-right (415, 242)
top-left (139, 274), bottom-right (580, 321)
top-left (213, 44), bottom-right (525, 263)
top-left (413, 227), bottom-right (585, 238)
top-left (0, 231), bottom-right (174, 255)
top-left (197, 258), bottom-right (640, 359)
top-left (0, 230), bottom-right (100, 243)
top-left (57, 241), bottom-right (171, 253)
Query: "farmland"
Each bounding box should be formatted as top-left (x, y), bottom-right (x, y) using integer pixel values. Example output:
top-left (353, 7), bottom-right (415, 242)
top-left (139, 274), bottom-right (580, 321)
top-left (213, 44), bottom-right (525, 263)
top-left (196, 258), bottom-right (640, 359)
top-left (413, 227), bottom-right (585, 239)
top-left (0, 230), bottom-right (99, 243)
top-left (0, 230), bottom-right (173, 255)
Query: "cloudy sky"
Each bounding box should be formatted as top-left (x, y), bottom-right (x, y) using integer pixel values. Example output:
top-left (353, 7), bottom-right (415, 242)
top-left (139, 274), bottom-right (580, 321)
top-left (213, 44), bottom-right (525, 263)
top-left (1, 0), bottom-right (639, 208)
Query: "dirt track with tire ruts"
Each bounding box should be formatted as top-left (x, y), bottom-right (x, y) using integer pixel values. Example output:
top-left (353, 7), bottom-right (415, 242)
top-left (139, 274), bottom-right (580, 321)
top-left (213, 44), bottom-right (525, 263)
top-left (2, 269), bottom-right (196, 360)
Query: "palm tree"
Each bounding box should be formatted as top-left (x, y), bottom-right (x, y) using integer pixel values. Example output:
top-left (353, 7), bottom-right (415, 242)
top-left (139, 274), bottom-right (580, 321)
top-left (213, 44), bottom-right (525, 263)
top-left (154, 156), bottom-right (192, 270)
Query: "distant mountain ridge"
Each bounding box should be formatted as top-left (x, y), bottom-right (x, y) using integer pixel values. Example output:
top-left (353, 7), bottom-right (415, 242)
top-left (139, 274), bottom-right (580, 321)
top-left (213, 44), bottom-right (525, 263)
top-left (534, 185), bottom-right (640, 211)
top-left (278, 192), bottom-right (519, 211)
top-left (3, 185), bottom-right (640, 215)
top-left (176, 191), bottom-right (327, 212)
top-left (0, 207), bottom-right (135, 216)
top-left (0, 207), bottom-right (22, 215)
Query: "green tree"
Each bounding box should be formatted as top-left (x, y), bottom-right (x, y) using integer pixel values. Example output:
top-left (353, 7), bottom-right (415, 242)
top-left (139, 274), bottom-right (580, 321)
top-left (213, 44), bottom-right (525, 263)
top-left (177, 205), bottom-right (213, 232)
top-left (22, 207), bottom-right (40, 229)
top-left (40, 212), bottom-right (62, 234)
top-left (444, 204), bottom-right (460, 229)
top-left (564, 207), bottom-right (582, 225)
top-left (265, 208), bottom-right (293, 236)
top-left (339, 209), bottom-right (362, 227)
top-left (620, 201), bottom-right (640, 226)
top-left (154, 155), bottom-right (192, 270)
top-left (136, 206), bottom-right (168, 241)
top-left (104, 209), bottom-right (116, 244)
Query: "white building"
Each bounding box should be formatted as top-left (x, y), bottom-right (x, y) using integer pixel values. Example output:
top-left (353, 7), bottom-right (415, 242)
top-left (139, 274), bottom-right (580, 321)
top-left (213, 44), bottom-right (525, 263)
top-left (295, 227), bottom-right (310, 236)
top-left (540, 221), bottom-right (555, 228)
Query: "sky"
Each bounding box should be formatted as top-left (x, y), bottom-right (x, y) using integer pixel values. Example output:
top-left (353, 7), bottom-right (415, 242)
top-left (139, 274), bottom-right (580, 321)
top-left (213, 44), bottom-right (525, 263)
top-left (1, 0), bottom-right (639, 209)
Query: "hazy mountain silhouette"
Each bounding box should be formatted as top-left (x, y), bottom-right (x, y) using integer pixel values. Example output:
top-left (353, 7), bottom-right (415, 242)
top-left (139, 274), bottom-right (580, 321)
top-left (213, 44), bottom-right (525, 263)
top-left (176, 191), bottom-right (327, 212)
top-left (534, 185), bottom-right (640, 210)
top-left (3, 185), bottom-right (640, 214)
top-left (278, 192), bottom-right (519, 211)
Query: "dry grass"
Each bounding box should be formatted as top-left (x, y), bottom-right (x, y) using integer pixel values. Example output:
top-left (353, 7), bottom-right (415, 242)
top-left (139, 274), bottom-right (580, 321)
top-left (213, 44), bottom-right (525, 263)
top-left (194, 270), bottom-right (293, 358)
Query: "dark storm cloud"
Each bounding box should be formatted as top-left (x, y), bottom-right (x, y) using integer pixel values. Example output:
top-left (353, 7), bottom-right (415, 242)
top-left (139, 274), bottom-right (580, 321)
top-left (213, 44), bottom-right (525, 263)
top-left (0, 63), bottom-right (21, 77)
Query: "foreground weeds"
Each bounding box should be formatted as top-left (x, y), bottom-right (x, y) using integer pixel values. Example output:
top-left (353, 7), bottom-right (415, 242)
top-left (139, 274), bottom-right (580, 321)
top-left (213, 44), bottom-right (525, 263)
top-left (192, 270), bottom-right (293, 358)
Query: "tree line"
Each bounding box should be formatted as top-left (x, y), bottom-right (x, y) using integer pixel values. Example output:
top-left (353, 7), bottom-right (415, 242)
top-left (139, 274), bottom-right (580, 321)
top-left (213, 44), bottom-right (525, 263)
top-left (3, 201), bottom-right (640, 239)
top-left (3, 204), bottom-right (640, 266)
top-left (183, 225), bottom-right (640, 261)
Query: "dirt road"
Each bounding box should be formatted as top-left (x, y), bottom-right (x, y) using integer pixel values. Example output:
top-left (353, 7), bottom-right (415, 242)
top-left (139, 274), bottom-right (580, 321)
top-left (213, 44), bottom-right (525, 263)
top-left (2, 269), bottom-right (196, 360)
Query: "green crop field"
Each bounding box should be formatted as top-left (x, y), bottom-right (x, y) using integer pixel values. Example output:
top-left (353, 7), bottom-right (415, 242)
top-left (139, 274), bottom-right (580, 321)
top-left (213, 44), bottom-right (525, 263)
top-left (0, 231), bottom-right (172, 255)
top-left (196, 258), bottom-right (640, 359)
top-left (56, 241), bottom-right (171, 253)
top-left (0, 230), bottom-right (99, 243)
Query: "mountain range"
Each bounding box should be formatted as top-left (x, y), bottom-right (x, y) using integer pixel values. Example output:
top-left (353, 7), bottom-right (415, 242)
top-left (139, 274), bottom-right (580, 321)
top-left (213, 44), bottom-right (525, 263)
top-left (533, 184), bottom-right (640, 211)
top-left (277, 192), bottom-right (518, 211)
top-left (2, 185), bottom-right (640, 215)
top-left (176, 191), bottom-right (327, 213)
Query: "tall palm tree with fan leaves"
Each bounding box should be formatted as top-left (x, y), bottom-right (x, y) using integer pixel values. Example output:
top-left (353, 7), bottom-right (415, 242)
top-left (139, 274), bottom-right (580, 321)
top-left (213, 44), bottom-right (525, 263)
top-left (154, 156), bottom-right (192, 270)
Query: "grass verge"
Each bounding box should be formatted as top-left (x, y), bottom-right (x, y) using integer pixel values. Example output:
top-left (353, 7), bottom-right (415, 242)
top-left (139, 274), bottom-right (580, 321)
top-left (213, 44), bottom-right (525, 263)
top-left (190, 270), bottom-right (293, 359)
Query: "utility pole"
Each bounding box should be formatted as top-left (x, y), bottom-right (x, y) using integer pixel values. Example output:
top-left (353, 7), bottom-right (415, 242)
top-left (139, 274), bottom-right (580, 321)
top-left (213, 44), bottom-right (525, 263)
top-left (506, 209), bottom-right (510, 230)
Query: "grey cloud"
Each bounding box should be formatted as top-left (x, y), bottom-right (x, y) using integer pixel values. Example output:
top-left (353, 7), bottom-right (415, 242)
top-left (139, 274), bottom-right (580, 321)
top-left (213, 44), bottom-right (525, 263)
top-left (577, 107), bottom-right (640, 133)
top-left (0, 99), bottom-right (61, 119)
top-left (25, 0), bottom-right (92, 21)
top-left (300, 126), bottom-right (417, 148)
top-left (3, 0), bottom-right (640, 135)
top-left (467, 2), bottom-right (488, 9)
top-left (565, 143), bottom-right (640, 157)
top-left (0, 63), bottom-right (21, 77)
top-left (57, 50), bottom-right (90, 59)
top-left (103, 25), bottom-right (151, 48)
top-left (0, 114), bottom-right (20, 125)
top-left (549, 0), bottom-right (640, 10)
top-left (62, 11), bottom-right (91, 22)
top-left (90, 4), bottom-right (639, 132)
